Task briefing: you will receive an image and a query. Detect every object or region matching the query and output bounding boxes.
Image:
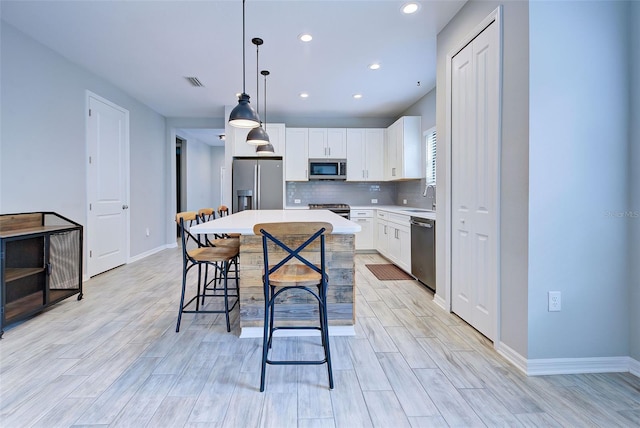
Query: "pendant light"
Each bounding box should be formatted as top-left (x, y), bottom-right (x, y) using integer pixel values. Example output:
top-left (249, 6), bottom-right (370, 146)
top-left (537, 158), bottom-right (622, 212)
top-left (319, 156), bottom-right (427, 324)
top-left (256, 70), bottom-right (275, 155)
top-left (228, 0), bottom-right (260, 129)
top-left (246, 38), bottom-right (271, 145)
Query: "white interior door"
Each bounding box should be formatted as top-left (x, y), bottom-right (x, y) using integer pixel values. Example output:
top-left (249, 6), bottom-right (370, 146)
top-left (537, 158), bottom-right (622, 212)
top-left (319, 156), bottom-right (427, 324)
top-left (87, 93), bottom-right (129, 277)
top-left (451, 20), bottom-right (500, 340)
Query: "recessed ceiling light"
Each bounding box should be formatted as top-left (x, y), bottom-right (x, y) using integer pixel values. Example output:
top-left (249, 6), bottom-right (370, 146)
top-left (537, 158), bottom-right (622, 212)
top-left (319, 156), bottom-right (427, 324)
top-left (299, 33), bottom-right (313, 42)
top-left (401, 2), bottom-right (420, 14)
top-left (353, 94), bottom-right (363, 99)
top-left (299, 92), bottom-right (309, 98)
top-left (369, 63), bottom-right (381, 70)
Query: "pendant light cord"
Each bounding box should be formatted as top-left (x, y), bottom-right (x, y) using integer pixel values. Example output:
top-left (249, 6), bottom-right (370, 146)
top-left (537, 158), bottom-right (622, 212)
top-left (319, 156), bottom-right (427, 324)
top-left (242, 0), bottom-right (246, 94)
top-left (263, 72), bottom-right (267, 127)
top-left (255, 42), bottom-right (260, 117)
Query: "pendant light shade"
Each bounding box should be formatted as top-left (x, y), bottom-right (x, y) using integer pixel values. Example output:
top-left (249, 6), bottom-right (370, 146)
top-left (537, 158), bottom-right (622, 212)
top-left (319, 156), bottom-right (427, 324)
top-left (256, 142), bottom-right (275, 154)
top-left (247, 38), bottom-right (270, 145)
top-left (256, 70), bottom-right (275, 155)
top-left (229, 0), bottom-right (260, 129)
top-left (247, 125), bottom-right (270, 146)
top-left (229, 93), bottom-right (260, 128)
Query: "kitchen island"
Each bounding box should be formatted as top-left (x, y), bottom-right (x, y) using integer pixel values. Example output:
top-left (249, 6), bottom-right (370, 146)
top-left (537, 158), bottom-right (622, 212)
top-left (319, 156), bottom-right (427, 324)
top-left (190, 209), bottom-right (361, 338)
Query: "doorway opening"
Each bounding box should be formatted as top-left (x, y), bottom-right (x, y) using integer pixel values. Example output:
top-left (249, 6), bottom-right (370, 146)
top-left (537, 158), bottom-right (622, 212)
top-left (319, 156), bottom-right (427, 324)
top-left (176, 137), bottom-right (185, 238)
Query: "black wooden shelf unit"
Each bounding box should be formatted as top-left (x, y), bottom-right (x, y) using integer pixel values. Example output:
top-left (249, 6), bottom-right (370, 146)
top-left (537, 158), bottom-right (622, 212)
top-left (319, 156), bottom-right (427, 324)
top-left (0, 212), bottom-right (83, 338)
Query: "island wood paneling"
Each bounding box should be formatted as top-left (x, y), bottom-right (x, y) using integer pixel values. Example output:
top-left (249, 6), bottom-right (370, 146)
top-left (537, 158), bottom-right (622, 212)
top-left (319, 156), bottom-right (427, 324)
top-left (238, 233), bottom-right (355, 328)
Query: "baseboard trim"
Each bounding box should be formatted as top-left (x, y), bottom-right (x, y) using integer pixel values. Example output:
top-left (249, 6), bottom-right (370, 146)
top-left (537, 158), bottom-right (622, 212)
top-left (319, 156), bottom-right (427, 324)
top-left (630, 357), bottom-right (640, 377)
top-left (433, 293), bottom-right (447, 311)
top-left (527, 356), bottom-right (631, 376)
top-left (494, 342), bottom-right (639, 378)
top-left (240, 325), bottom-right (356, 339)
top-left (128, 244), bottom-right (172, 264)
top-left (495, 341), bottom-right (528, 374)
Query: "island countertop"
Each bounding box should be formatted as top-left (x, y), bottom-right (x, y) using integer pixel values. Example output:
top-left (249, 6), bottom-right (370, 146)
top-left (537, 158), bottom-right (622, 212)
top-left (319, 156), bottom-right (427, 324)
top-left (189, 209), bottom-right (359, 338)
top-left (190, 209), bottom-right (361, 235)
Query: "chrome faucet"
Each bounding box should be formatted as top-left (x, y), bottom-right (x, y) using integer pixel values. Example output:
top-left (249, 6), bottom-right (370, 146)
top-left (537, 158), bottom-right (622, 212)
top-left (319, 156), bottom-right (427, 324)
top-left (423, 184), bottom-right (436, 211)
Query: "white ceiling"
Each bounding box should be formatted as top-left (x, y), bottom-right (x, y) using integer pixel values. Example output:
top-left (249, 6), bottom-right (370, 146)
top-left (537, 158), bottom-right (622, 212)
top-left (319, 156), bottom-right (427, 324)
top-left (1, 0), bottom-right (465, 145)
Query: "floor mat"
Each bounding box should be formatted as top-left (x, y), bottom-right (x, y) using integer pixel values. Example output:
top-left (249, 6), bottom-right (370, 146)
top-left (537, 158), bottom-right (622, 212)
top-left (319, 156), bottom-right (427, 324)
top-left (365, 264), bottom-right (414, 281)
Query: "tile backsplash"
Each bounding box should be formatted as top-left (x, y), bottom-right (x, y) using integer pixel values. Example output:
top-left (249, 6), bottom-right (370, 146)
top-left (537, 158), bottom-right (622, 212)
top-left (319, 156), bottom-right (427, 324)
top-left (395, 179), bottom-right (433, 209)
top-left (286, 181), bottom-right (396, 206)
top-left (286, 179), bottom-right (434, 209)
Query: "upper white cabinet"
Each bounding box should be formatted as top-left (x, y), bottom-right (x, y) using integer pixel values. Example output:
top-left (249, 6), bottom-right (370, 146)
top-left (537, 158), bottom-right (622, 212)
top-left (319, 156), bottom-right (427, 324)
top-left (285, 128), bottom-right (309, 181)
top-left (231, 123), bottom-right (285, 157)
top-left (385, 116), bottom-right (422, 180)
top-left (346, 128), bottom-right (384, 182)
top-left (308, 128), bottom-right (347, 159)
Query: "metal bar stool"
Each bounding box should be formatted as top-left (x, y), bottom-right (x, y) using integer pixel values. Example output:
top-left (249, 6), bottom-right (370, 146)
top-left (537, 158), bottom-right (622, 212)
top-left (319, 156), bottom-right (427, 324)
top-left (217, 205), bottom-right (241, 239)
top-left (253, 221), bottom-right (334, 392)
top-left (176, 212), bottom-right (239, 332)
top-left (194, 211), bottom-right (240, 302)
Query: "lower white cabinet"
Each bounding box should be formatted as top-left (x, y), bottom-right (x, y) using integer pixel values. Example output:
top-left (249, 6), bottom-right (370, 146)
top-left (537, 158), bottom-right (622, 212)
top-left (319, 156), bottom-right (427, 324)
top-left (375, 210), bottom-right (411, 273)
top-left (351, 209), bottom-right (374, 250)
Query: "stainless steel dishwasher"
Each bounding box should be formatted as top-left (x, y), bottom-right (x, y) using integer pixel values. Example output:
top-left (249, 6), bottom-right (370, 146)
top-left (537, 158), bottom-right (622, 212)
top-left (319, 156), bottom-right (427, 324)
top-left (410, 216), bottom-right (435, 291)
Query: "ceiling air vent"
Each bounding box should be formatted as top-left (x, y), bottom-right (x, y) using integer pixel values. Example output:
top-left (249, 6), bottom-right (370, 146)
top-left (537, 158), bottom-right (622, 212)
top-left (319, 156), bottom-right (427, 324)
top-left (185, 76), bottom-right (204, 87)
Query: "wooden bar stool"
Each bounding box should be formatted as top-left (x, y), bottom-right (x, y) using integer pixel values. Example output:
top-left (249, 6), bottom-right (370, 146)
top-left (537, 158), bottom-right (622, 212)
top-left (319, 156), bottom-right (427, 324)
top-left (193, 211), bottom-right (239, 302)
top-left (217, 205), bottom-right (241, 239)
top-left (175, 212), bottom-right (239, 332)
top-left (253, 221), bottom-right (334, 392)
top-left (196, 208), bottom-right (239, 249)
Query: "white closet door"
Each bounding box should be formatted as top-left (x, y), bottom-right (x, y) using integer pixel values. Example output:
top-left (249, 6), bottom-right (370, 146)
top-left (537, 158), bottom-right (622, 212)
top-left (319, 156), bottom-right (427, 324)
top-left (87, 94), bottom-right (129, 277)
top-left (451, 21), bottom-right (499, 340)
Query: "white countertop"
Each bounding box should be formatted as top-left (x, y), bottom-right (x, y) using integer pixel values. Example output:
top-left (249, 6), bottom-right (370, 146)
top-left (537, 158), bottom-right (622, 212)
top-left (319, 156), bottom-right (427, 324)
top-left (190, 209), bottom-right (362, 235)
top-left (283, 205), bottom-right (436, 220)
top-left (351, 205), bottom-right (436, 220)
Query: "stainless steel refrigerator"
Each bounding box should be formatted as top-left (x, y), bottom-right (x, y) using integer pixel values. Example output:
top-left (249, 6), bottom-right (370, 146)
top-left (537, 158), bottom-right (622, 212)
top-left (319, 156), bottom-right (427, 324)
top-left (232, 158), bottom-right (284, 213)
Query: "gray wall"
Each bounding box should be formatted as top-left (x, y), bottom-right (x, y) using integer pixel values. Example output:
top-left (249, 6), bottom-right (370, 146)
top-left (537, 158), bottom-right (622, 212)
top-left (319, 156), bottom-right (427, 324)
top-left (436, 0), bottom-right (530, 356)
top-left (177, 136), bottom-right (225, 212)
top-left (529, 1), bottom-right (631, 359)
top-left (629, 1), bottom-right (640, 361)
top-left (397, 88), bottom-right (437, 210)
top-left (1, 22), bottom-right (168, 265)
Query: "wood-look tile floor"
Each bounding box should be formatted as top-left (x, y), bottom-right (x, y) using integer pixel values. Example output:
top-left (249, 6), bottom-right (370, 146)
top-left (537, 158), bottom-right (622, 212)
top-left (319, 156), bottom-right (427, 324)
top-left (2, 247), bottom-right (640, 427)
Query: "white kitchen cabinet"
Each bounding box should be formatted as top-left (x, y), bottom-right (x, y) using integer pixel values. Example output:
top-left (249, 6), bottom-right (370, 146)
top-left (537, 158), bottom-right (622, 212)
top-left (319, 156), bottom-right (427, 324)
top-left (231, 123), bottom-right (285, 157)
top-left (387, 213), bottom-right (412, 272)
top-left (308, 128), bottom-right (346, 159)
top-left (385, 116), bottom-right (422, 180)
top-left (285, 128), bottom-right (309, 181)
top-left (375, 210), bottom-right (411, 273)
top-left (376, 211), bottom-right (390, 256)
top-left (351, 209), bottom-right (375, 250)
top-left (346, 128), bottom-right (384, 181)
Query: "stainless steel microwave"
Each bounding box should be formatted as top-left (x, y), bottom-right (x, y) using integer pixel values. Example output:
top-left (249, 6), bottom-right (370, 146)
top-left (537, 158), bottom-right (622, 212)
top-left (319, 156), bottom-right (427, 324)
top-left (308, 159), bottom-right (347, 180)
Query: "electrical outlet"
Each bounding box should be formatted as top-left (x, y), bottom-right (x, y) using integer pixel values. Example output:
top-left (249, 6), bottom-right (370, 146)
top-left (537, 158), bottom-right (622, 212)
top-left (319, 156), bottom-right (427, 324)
top-left (371, 199), bottom-right (378, 204)
top-left (294, 199), bottom-right (301, 204)
top-left (548, 291), bottom-right (561, 312)
top-left (403, 199), bottom-right (407, 205)
top-left (145, 227), bottom-right (150, 237)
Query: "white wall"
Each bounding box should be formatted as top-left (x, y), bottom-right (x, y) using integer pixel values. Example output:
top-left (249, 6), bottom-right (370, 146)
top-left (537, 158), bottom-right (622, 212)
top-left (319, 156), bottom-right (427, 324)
top-left (529, 1), bottom-right (630, 358)
top-left (630, 1), bottom-right (640, 361)
top-left (436, 0), bottom-right (530, 356)
top-left (1, 22), bottom-right (167, 264)
top-left (180, 137), bottom-right (224, 212)
top-left (210, 146), bottom-right (225, 209)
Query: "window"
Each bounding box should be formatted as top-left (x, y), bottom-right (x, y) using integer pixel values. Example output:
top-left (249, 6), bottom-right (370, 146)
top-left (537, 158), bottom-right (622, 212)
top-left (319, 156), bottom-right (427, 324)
top-left (425, 127), bottom-right (436, 184)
